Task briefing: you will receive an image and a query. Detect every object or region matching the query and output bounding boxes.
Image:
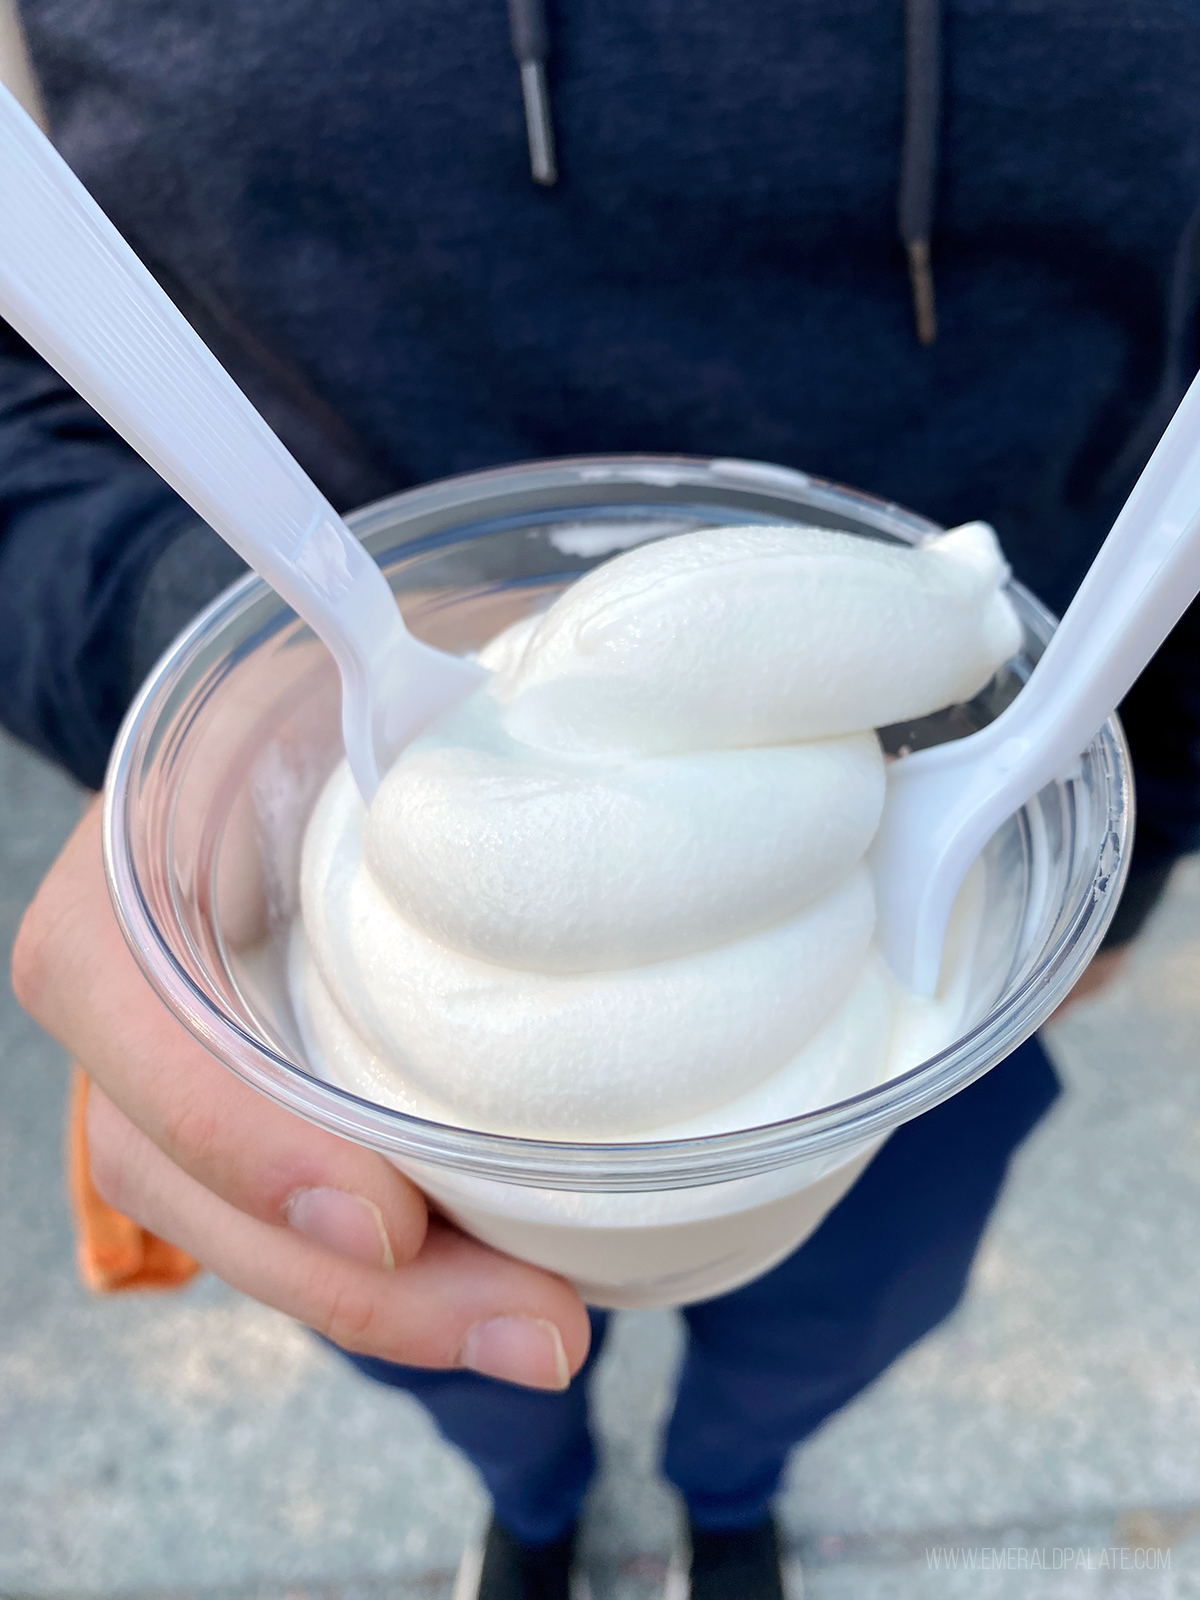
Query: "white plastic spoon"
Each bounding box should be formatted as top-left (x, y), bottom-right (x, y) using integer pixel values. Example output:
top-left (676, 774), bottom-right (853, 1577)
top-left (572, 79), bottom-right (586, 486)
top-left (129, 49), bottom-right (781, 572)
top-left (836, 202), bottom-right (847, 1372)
top-left (872, 361), bottom-right (1200, 997)
top-left (0, 85), bottom-right (484, 802)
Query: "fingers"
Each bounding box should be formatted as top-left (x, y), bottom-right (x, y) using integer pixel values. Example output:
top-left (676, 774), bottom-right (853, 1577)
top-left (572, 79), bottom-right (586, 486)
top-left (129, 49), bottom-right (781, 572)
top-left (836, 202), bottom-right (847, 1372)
top-left (87, 1086), bottom-right (590, 1387)
top-left (14, 799), bottom-right (426, 1266)
top-left (18, 801), bottom-right (593, 1388)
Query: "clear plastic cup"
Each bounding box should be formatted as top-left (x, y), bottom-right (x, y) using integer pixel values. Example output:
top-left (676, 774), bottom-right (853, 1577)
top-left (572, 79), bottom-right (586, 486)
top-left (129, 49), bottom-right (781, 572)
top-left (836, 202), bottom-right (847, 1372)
top-left (103, 455), bottom-right (1132, 1309)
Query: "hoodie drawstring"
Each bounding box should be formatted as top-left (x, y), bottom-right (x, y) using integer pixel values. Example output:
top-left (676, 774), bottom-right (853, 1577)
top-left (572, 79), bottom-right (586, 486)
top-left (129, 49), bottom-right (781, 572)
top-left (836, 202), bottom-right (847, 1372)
top-left (899, 0), bottom-right (942, 345)
top-left (509, 1), bottom-right (942, 344)
top-left (508, 0), bottom-right (557, 185)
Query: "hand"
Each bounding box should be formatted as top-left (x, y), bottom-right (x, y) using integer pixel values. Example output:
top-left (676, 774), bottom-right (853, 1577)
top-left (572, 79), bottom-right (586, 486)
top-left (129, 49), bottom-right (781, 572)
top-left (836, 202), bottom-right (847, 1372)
top-left (1048, 945), bottom-right (1131, 1022)
top-left (13, 799), bottom-right (590, 1390)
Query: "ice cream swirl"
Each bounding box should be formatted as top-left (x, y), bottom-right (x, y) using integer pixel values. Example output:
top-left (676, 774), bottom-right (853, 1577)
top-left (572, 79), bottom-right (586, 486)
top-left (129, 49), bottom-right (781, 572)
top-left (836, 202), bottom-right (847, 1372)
top-left (296, 521), bottom-right (1021, 1137)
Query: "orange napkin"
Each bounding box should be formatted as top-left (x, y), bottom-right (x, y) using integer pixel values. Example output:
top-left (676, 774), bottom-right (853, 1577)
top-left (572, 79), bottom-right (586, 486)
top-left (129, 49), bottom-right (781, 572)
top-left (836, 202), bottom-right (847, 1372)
top-left (66, 1067), bottom-right (202, 1293)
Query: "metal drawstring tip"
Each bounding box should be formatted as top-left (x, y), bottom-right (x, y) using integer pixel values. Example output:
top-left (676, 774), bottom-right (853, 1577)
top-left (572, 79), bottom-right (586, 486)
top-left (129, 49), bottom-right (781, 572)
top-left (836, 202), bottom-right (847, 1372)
top-left (906, 237), bottom-right (938, 345)
top-left (519, 59), bottom-right (557, 186)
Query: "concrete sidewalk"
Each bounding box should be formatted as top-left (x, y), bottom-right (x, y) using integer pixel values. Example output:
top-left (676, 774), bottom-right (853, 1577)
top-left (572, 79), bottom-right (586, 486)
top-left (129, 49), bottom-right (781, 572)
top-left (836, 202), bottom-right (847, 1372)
top-left (2, 726), bottom-right (1199, 1600)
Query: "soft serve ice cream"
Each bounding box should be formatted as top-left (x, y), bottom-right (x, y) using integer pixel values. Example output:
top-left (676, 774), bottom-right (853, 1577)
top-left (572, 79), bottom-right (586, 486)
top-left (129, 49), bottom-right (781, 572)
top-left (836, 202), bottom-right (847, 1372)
top-left (293, 521), bottom-right (1022, 1140)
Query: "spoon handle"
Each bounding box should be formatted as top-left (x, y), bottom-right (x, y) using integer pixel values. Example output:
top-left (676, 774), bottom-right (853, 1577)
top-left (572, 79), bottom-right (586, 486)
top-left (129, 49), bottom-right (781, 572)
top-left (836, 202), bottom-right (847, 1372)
top-left (913, 360), bottom-right (1200, 813)
top-left (0, 85), bottom-right (401, 683)
top-left (875, 362), bottom-right (1200, 995)
top-left (991, 362), bottom-right (1200, 772)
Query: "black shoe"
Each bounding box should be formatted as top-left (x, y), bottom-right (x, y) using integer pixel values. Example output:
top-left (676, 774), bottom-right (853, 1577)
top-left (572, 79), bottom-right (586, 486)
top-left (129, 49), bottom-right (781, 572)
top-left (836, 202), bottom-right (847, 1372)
top-left (453, 1515), bottom-right (589, 1600)
top-left (683, 1515), bottom-right (786, 1600)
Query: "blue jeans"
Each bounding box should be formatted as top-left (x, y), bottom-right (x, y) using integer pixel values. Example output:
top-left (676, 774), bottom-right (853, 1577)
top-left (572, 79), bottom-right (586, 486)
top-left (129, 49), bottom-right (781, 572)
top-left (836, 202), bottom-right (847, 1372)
top-left (336, 1036), bottom-right (1059, 1543)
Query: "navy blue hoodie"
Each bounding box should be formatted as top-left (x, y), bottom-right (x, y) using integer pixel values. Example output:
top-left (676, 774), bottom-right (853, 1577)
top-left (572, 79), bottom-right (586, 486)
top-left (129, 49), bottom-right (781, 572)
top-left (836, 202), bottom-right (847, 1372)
top-left (3, 0), bottom-right (1200, 937)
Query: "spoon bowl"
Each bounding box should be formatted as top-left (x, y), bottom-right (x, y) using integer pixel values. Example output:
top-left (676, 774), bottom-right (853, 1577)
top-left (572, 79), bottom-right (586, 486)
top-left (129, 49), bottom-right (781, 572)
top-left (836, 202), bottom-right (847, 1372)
top-left (874, 365), bottom-right (1200, 995)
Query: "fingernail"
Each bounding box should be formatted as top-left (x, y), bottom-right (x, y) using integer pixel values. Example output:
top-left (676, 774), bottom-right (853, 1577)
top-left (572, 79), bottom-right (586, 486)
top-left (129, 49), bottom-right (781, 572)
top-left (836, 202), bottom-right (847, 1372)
top-left (285, 1187), bottom-right (395, 1269)
top-left (458, 1316), bottom-right (571, 1390)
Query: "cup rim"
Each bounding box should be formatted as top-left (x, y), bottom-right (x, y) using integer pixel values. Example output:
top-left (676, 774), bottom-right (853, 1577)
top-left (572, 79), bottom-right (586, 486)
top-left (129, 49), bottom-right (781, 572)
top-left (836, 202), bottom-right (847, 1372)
top-left (103, 453), bottom-right (1134, 1192)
